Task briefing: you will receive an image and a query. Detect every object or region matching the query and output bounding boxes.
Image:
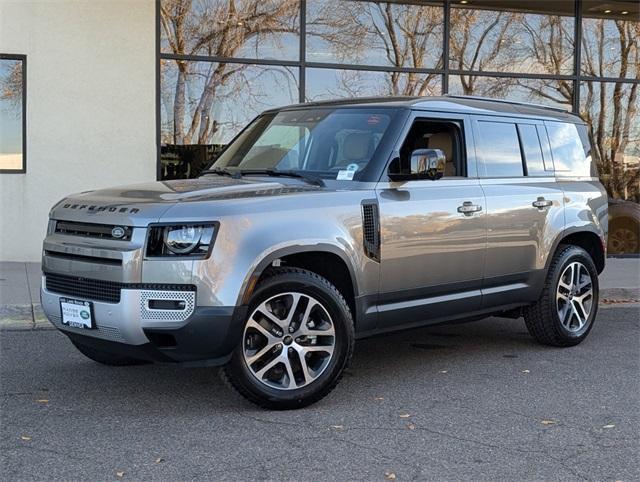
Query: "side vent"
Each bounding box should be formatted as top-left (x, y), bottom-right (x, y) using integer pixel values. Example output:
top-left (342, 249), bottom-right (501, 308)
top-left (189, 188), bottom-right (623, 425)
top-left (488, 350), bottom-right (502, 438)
top-left (362, 201), bottom-right (380, 262)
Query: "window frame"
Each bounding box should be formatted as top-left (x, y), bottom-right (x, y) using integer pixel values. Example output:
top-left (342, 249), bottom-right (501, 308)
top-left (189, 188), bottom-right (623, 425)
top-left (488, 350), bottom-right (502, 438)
top-left (0, 53), bottom-right (27, 174)
top-left (383, 110), bottom-right (474, 182)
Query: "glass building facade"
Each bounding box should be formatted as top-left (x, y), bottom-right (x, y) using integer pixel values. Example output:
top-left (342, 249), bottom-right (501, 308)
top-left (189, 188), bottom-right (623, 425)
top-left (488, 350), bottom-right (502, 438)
top-left (159, 0), bottom-right (639, 201)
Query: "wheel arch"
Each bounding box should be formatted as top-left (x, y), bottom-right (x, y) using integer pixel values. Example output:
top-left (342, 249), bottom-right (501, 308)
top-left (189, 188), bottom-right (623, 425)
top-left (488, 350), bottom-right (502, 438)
top-left (239, 244), bottom-right (360, 320)
top-left (548, 228), bottom-right (606, 274)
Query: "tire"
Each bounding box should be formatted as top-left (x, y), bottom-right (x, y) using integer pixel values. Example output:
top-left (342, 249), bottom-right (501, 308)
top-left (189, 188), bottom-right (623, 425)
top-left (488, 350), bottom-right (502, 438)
top-left (524, 245), bottom-right (599, 347)
top-left (70, 340), bottom-right (148, 366)
top-left (223, 267), bottom-right (355, 410)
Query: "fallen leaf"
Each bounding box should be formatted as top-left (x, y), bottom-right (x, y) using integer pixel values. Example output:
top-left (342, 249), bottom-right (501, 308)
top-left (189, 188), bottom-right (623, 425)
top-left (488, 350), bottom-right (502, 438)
top-left (36, 399), bottom-right (49, 404)
top-left (541, 420), bottom-right (556, 425)
top-left (399, 413), bottom-right (411, 418)
top-left (521, 370), bottom-right (530, 374)
top-left (155, 457), bottom-right (165, 463)
top-left (116, 471), bottom-right (125, 479)
top-left (20, 435), bottom-right (31, 441)
top-left (406, 423), bottom-right (416, 430)
top-left (602, 424), bottom-right (615, 429)
top-left (385, 471), bottom-right (397, 480)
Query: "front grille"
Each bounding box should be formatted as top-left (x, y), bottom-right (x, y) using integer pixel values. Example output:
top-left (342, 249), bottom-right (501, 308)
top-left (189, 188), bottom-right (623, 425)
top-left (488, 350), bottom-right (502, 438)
top-left (46, 273), bottom-right (123, 303)
top-left (44, 272), bottom-right (197, 304)
top-left (44, 250), bottom-right (122, 266)
top-left (55, 220), bottom-right (132, 241)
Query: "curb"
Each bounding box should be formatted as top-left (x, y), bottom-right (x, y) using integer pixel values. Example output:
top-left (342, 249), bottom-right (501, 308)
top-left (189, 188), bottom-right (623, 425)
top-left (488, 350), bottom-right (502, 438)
top-left (600, 287), bottom-right (640, 303)
top-left (0, 303), bottom-right (52, 331)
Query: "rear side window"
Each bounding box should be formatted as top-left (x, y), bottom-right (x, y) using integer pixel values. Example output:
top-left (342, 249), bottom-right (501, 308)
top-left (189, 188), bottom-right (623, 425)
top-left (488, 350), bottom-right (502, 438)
top-left (517, 124), bottom-right (544, 176)
top-left (517, 124), bottom-right (554, 176)
top-left (477, 121), bottom-right (523, 177)
top-left (545, 121), bottom-right (590, 176)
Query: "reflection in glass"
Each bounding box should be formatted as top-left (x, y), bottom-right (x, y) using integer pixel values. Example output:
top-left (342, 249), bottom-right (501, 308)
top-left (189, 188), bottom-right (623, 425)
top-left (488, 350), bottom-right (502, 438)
top-left (449, 5), bottom-right (574, 75)
top-left (306, 0), bottom-right (443, 69)
top-left (306, 68), bottom-right (441, 101)
top-left (581, 5), bottom-right (639, 79)
top-left (580, 81), bottom-right (639, 200)
top-left (210, 108), bottom-right (397, 178)
top-left (476, 121), bottom-right (523, 178)
top-left (161, 59), bottom-right (298, 179)
top-left (160, 0), bottom-right (300, 61)
top-left (546, 121), bottom-right (590, 176)
top-left (448, 75), bottom-right (572, 110)
top-left (0, 58), bottom-right (24, 171)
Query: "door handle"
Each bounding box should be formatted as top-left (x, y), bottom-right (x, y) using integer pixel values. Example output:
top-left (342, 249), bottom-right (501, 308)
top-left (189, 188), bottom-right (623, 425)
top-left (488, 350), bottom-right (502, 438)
top-left (532, 197), bottom-right (553, 209)
top-left (457, 201), bottom-right (482, 215)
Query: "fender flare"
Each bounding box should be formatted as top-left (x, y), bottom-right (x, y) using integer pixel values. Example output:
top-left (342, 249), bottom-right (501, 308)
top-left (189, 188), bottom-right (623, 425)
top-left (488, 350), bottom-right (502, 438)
top-left (545, 225), bottom-right (605, 272)
top-left (236, 242), bottom-right (360, 306)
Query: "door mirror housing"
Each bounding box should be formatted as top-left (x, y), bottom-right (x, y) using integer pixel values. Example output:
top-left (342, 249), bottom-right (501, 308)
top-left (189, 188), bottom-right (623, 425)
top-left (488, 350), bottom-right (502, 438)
top-left (388, 149), bottom-right (446, 181)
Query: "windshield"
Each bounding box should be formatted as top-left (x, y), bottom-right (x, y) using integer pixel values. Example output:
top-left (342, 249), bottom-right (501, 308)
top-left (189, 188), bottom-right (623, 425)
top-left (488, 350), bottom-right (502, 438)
top-left (206, 108), bottom-right (398, 180)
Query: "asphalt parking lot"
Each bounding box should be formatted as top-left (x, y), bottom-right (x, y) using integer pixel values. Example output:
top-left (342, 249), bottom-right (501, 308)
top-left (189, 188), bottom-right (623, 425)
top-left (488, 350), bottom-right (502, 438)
top-left (1, 305), bottom-right (638, 481)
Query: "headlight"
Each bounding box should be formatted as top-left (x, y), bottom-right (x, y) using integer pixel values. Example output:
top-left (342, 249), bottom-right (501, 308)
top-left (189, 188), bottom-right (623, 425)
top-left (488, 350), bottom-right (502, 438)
top-left (146, 223), bottom-right (217, 258)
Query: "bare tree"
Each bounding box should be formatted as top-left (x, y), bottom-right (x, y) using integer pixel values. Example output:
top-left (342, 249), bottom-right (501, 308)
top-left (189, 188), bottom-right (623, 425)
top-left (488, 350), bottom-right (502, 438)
top-left (307, 1), bottom-right (442, 97)
top-left (449, 9), bottom-right (516, 94)
top-left (580, 19), bottom-right (639, 200)
top-left (161, 0), bottom-right (299, 145)
top-left (0, 60), bottom-right (22, 114)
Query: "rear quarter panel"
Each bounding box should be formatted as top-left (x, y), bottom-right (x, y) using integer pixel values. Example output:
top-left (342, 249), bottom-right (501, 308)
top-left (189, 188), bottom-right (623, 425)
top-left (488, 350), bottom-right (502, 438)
top-left (560, 179), bottom-right (608, 252)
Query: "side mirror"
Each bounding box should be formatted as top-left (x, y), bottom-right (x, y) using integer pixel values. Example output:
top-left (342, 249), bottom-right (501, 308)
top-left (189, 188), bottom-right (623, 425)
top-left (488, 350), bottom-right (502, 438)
top-left (410, 148), bottom-right (445, 180)
top-left (388, 149), bottom-right (446, 181)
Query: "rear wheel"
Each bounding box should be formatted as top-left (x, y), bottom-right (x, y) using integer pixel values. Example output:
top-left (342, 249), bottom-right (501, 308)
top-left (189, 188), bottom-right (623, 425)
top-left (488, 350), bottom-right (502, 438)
top-left (524, 245), bottom-right (599, 347)
top-left (70, 340), bottom-right (148, 366)
top-left (608, 217), bottom-right (640, 254)
top-left (223, 267), bottom-right (354, 410)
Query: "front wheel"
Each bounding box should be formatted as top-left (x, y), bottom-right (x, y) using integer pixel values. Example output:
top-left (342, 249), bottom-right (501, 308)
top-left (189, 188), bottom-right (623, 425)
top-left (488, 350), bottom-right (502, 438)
top-left (524, 245), bottom-right (599, 347)
top-left (223, 267), bottom-right (355, 410)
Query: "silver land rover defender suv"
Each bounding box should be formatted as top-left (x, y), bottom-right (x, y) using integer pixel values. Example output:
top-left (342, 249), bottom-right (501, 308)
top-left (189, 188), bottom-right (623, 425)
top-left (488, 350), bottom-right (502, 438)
top-left (42, 96), bottom-right (607, 409)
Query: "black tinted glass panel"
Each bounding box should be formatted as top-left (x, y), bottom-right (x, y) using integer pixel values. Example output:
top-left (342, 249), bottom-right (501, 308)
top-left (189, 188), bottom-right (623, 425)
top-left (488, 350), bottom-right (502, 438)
top-left (477, 121), bottom-right (523, 177)
top-left (546, 122), bottom-right (590, 176)
top-left (517, 124), bottom-right (548, 176)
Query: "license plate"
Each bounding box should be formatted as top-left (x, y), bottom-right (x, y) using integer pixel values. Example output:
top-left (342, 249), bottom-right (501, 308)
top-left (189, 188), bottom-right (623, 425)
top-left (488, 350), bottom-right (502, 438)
top-left (60, 298), bottom-right (95, 329)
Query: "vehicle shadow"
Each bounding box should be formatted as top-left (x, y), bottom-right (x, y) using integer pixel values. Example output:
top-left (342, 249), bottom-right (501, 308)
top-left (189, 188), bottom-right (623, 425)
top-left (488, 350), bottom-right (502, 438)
top-left (23, 315), bottom-right (554, 414)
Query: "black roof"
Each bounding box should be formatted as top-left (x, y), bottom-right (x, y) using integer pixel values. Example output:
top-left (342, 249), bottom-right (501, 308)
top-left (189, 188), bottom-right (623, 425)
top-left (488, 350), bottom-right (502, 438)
top-left (270, 94), bottom-right (582, 123)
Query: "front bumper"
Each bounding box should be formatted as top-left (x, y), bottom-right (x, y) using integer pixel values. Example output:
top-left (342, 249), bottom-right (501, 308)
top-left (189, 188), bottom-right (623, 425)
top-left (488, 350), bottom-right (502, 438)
top-left (41, 279), bottom-right (246, 365)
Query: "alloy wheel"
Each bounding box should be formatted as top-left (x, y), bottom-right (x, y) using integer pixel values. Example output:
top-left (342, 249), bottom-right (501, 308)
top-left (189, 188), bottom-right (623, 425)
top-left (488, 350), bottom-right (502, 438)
top-left (556, 261), bottom-right (594, 332)
top-left (242, 292), bottom-right (336, 390)
top-left (609, 227), bottom-right (639, 254)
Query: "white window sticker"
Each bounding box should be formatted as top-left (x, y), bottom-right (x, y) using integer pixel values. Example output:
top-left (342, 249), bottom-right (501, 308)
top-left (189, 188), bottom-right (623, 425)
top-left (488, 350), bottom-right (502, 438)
top-left (336, 169), bottom-right (355, 181)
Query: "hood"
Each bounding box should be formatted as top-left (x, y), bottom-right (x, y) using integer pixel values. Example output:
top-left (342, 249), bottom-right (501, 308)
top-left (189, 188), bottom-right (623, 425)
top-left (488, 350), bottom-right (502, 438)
top-left (50, 176), bottom-right (322, 226)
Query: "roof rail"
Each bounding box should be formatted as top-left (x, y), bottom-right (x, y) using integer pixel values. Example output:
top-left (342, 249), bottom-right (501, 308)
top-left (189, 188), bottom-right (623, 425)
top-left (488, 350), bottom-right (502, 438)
top-left (443, 94), bottom-right (570, 113)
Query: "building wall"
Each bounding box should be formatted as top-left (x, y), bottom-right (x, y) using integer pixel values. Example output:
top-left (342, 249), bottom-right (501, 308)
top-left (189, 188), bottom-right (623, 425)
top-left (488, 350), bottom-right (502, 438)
top-left (0, 0), bottom-right (156, 261)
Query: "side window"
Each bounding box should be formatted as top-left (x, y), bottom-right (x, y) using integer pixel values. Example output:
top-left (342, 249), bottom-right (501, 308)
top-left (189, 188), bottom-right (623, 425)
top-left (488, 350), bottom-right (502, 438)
top-left (517, 124), bottom-right (551, 177)
top-left (536, 125), bottom-right (555, 172)
top-left (399, 119), bottom-right (465, 178)
top-left (477, 121), bottom-right (523, 177)
top-left (545, 121), bottom-right (590, 177)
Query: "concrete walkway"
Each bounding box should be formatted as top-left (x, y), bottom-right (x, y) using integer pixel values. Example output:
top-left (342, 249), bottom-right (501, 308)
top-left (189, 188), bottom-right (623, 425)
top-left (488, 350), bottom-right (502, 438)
top-left (1, 259), bottom-right (638, 330)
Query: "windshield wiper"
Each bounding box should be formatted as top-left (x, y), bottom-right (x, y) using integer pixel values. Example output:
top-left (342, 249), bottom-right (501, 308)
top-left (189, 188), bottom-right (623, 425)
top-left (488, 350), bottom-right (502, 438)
top-left (238, 169), bottom-right (325, 187)
top-left (202, 168), bottom-right (242, 179)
